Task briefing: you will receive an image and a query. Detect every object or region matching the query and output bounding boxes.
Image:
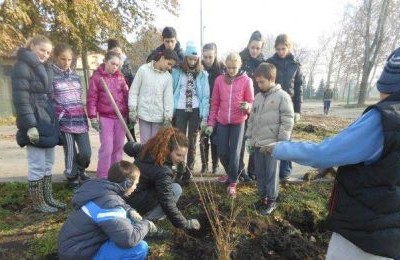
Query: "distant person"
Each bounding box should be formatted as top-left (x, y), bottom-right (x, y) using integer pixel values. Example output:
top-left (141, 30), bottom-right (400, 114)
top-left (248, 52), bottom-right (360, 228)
top-left (128, 49), bottom-right (178, 144)
top-left (12, 35), bottom-right (65, 213)
top-left (204, 52), bottom-right (254, 198)
top-left (323, 86), bottom-right (334, 115)
top-left (262, 47), bottom-right (400, 259)
top-left (238, 30), bottom-right (266, 182)
top-left (266, 34), bottom-right (304, 181)
top-left (146, 26), bottom-right (184, 65)
top-left (172, 41), bottom-right (210, 183)
top-left (52, 43), bottom-right (91, 190)
top-left (246, 63), bottom-right (294, 215)
top-left (199, 43), bottom-right (224, 174)
top-left (107, 38), bottom-right (135, 87)
top-left (87, 51), bottom-right (129, 179)
top-left (58, 160), bottom-right (155, 260)
top-left (124, 127), bottom-right (201, 231)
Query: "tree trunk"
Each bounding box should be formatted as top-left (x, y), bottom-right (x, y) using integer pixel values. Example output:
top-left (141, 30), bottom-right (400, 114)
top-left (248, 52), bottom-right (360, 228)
top-left (81, 49), bottom-right (90, 91)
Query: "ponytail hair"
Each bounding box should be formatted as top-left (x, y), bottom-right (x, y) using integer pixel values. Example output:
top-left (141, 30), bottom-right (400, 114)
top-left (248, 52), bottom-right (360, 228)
top-left (140, 127), bottom-right (188, 166)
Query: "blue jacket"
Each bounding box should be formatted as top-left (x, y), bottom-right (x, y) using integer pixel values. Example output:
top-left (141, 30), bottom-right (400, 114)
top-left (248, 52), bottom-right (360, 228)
top-left (171, 68), bottom-right (210, 120)
top-left (58, 179), bottom-right (150, 259)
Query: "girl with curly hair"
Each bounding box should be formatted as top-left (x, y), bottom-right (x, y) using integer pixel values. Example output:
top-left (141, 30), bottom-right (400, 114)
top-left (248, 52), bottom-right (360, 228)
top-left (123, 127), bottom-right (201, 230)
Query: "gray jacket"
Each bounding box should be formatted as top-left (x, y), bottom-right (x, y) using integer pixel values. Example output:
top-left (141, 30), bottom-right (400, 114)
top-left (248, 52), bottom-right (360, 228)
top-left (58, 179), bottom-right (150, 259)
top-left (246, 84), bottom-right (294, 147)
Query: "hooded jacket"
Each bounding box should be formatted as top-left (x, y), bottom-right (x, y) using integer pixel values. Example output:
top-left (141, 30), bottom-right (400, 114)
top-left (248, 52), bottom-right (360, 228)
top-left (12, 48), bottom-right (60, 148)
top-left (58, 179), bottom-right (150, 259)
top-left (124, 143), bottom-right (188, 228)
top-left (146, 41), bottom-right (184, 64)
top-left (87, 64), bottom-right (128, 119)
top-left (208, 72), bottom-right (254, 127)
top-left (239, 48), bottom-right (265, 96)
top-left (266, 53), bottom-right (304, 113)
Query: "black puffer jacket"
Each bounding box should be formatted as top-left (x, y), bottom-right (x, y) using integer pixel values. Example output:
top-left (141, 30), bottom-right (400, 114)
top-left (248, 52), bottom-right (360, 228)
top-left (124, 142), bottom-right (188, 228)
top-left (12, 48), bottom-right (60, 148)
top-left (146, 41), bottom-right (185, 65)
top-left (266, 53), bottom-right (304, 113)
top-left (239, 48), bottom-right (265, 96)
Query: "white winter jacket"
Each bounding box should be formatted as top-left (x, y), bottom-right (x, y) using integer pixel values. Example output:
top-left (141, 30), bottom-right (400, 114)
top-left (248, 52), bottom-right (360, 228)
top-left (128, 62), bottom-right (173, 123)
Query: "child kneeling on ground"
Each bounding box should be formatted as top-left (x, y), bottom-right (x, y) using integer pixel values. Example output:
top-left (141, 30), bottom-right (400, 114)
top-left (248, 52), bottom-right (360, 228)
top-left (245, 63), bottom-right (294, 215)
top-left (58, 160), bottom-right (156, 260)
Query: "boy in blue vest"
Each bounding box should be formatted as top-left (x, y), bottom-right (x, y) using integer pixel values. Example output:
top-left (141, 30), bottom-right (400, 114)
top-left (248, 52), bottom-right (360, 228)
top-left (261, 48), bottom-right (400, 259)
top-left (58, 160), bottom-right (156, 260)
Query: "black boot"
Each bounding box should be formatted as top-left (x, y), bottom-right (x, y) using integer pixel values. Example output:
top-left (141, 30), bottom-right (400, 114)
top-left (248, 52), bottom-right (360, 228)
top-left (200, 163), bottom-right (208, 174)
top-left (79, 169), bottom-right (91, 182)
top-left (29, 179), bottom-right (58, 213)
top-left (43, 175), bottom-right (66, 210)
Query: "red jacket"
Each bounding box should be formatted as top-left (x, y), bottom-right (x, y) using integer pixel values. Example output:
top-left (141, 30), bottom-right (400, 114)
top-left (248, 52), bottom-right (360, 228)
top-left (208, 73), bottom-right (254, 127)
top-left (87, 64), bottom-right (128, 119)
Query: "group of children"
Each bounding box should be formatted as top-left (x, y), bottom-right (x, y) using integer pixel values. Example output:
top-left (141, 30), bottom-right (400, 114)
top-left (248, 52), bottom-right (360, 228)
top-left (13, 26), bottom-right (398, 259)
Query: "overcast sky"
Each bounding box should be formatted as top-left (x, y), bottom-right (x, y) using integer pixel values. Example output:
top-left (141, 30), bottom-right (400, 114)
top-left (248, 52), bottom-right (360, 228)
top-left (155, 0), bottom-right (351, 56)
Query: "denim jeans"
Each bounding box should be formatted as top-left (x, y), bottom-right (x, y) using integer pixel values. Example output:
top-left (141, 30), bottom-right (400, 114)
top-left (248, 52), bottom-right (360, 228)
top-left (254, 149), bottom-right (278, 200)
top-left (215, 122), bottom-right (245, 183)
top-left (279, 160), bottom-right (292, 179)
top-left (145, 183), bottom-right (182, 220)
top-left (27, 146), bottom-right (55, 181)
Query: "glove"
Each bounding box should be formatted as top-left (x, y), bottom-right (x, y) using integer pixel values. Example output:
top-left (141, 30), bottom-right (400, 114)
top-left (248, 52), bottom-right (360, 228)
top-left (204, 126), bottom-right (213, 137)
top-left (184, 219), bottom-right (200, 230)
top-left (294, 113), bottom-right (301, 123)
top-left (245, 140), bottom-right (254, 154)
top-left (259, 142), bottom-right (277, 155)
top-left (91, 119), bottom-right (100, 132)
top-left (127, 208), bottom-right (143, 223)
top-left (27, 127), bottom-right (39, 144)
top-left (240, 101), bottom-right (250, 112)
top-left (162, 117), bottom-right (172, 127)
top-left (129, 110), bottom-right (138, 123)
top-left (200, 120), bottom-right (208, 131)
top-left (147, 220), bottom-right (158, 233)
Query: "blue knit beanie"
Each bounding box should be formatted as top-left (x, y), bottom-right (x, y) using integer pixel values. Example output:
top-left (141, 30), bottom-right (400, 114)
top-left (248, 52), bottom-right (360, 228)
top-left (184, 41), bottom-right (199, 57)
top-left (377, 47), bottom-right (400, 94)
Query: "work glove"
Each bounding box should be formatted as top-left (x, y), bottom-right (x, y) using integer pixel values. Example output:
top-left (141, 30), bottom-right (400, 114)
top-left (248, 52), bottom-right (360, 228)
top-left (259, 142), bottom-right (277, 155)
top-left (245, 139), bottom-right (254, 154)
top-left (90, 119), bottom-right (100, 132)
top-left (184, 219), bottom-right (201, 230)
top-left (27, 127), bottom-right (39, 144)
top-left (162, 117), bottom-right (172, 127)
top-left (129, 109), bottom-right (138, 123)
top-left (147, 220), bottom-right (158, 233)
top-left (127, 208), bottom-right (143, 223)
top-left (294, 113), bottom-right (301, 123)
top-left (200, 120), bottom-right (208, 131)
top-left (204, 126), bottom-right (213, 137)
top-left (240, 101), bottom-right (250, 112)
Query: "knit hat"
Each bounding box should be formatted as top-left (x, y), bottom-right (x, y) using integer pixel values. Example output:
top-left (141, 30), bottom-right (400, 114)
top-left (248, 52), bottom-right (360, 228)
top-left (377, 47), bottom-right (400, 94)
top-left (184, 41), bottom-right (199, 57)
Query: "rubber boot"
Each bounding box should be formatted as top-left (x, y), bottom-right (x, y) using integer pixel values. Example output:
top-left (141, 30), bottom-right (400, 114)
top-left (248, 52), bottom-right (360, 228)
top-left (43, 175), bottom-right (66, 210)
top-left (29, 179), bottom-right (58, 213)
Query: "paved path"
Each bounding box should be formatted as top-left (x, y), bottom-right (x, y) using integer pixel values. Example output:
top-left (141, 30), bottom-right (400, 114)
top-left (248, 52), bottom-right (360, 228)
top-left (0, 101), bottom-right (367, 183)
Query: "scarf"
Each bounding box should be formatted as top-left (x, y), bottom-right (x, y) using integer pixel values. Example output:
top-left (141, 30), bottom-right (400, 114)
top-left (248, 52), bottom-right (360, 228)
top-left (185, 71), bottom-right (195, 112)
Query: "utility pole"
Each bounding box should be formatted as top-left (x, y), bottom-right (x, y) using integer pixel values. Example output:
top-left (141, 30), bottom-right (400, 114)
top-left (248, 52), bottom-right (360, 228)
top-left (200, 0), bottom-right (204, 57)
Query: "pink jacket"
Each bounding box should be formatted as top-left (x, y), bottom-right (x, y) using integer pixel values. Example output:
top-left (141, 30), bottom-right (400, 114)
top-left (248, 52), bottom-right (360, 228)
top-left (208, 73), bottom-right (254, 127)
top-left (87, 64), bottom-right (128, 119)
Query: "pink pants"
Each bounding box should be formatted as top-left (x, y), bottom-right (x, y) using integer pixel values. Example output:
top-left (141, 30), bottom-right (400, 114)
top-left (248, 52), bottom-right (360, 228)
top-left (97, 116), bottom-right (126, 179)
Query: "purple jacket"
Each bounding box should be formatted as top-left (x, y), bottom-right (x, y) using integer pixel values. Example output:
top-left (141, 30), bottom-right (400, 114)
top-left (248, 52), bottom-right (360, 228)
top-left (87, 64), bottom-right (128, 119)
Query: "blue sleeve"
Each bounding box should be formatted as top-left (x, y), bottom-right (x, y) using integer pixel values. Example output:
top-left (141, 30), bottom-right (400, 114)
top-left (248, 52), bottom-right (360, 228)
top-left (272, 109), bottom-right (384, 168)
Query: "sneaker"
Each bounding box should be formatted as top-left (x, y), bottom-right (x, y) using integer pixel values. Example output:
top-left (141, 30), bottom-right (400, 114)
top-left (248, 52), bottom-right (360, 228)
top-left (239, 173), bottom-right (252, 183)
top-left (227, 183), bottom-right (237, 198)
top-left (259, 200), bottom-right (277, 216)
top-left (79, 171), bottom-right (92, 181)
top-left (217, 175), bottom-right (228, 183)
